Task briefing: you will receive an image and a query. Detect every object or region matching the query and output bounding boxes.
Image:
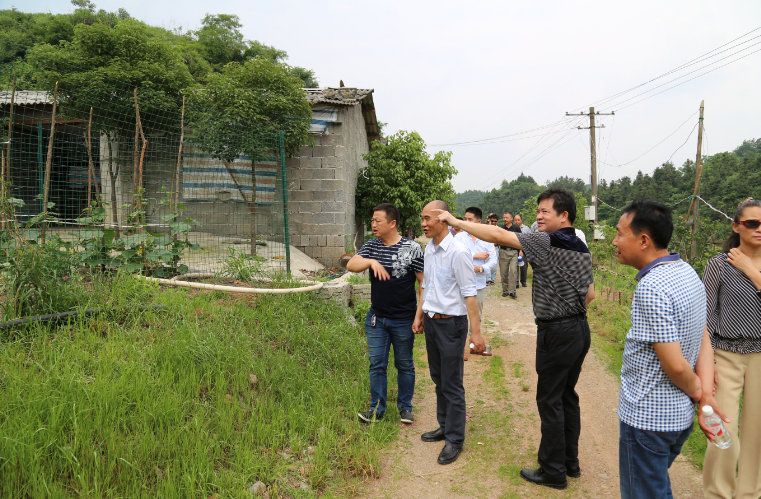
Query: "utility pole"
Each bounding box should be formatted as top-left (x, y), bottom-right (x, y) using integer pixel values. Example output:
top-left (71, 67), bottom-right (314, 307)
top-left (685, 100), bottom-right (705, 259)
top-left (566, 107), bottom-right (614, 233)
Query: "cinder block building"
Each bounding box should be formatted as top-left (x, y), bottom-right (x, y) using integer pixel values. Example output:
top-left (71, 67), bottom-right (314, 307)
top-left (286, 87), bottom-right (379, 267)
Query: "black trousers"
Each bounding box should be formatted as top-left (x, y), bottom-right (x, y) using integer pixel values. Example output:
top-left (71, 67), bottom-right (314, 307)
top-left (424, 315), bottom-right (468, 447)
top-left (535, 316), bottom-right (591, 479)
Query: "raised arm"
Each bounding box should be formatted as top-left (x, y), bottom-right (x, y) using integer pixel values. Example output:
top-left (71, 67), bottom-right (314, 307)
top-left (432, 209), bottom-right (522, 249)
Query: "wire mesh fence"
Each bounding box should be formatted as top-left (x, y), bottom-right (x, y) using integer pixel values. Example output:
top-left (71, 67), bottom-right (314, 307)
top-left (0, 40), bottom-right (291, 279)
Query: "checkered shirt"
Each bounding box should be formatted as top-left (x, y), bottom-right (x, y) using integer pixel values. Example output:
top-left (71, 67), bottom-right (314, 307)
top-left (618, 256), bottom-right (706, 432)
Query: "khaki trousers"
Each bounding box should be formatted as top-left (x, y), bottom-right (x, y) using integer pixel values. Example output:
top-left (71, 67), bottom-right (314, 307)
top-left (499, 248), bottom-right (518, 294)
top-left (704, 348), bottom-right (761, 499)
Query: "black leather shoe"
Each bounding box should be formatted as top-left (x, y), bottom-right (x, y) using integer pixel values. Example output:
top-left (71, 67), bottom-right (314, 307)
top-left (520, 467), bottom-right (568, 490)
top-left (501, 292), bottom-right (508, 298)
top-left (509, 292), bottom-right (517, 299)
top-left (421, 427), bottom-right (446, 442)
top-left (566, 464), bottom-right (581, 478)
top-left (437, 444), bottom-right (462, 465)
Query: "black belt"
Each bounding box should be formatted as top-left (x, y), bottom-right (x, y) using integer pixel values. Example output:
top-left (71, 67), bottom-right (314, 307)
top-left (535, 313), bottom-right (586, 328)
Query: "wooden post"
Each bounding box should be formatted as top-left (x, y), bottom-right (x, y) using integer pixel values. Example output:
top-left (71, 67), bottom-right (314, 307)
top-left (589, 107), bottom-right (598, 225)
top-left (84, 107), bottom-right (99, 207)
top-left (172, 95), bottom-right (185, 215)
top-left (4, 73), bottom-right (16, 202)
top-left (41, 81), bottom-right (58, 245)
top-left (685, 100), bottom-right (705, 259)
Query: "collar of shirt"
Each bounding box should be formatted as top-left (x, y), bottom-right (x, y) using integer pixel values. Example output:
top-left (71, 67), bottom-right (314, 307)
top-left (430, 232), bottom-right (455, 253)
top-left (635, 252), bottom-right (682, 281)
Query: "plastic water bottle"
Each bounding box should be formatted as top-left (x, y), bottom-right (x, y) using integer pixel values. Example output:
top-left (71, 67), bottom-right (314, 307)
top-left (517, 256), bottom-right (523, 264)
top-left (702, 406), bottom-right (732, 449)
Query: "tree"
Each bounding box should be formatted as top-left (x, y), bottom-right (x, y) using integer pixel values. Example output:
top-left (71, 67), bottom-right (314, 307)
top-left (454, 190), bottom-right (486, 214)
top-left (357, 131), bottom-right (457, 236)
top-left (27, 18), bottom-right (194, 233)
top-left (185, 57), bottom-right (313, 159)
top-left (195, 14), bottom-right (246, 70)
top-left (480, 174), bottom-right (542, 218)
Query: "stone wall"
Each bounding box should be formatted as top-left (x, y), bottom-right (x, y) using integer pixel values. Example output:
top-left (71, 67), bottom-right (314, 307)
top-left (286, 104), bottom-right (369, 267)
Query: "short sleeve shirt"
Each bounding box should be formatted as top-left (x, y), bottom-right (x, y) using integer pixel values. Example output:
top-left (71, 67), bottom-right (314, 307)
top-left (356, 237), bottom-right (424, 320)
top-left (618, 255), bottom-right (706, 432)
top-left (516, 227), bottom-right (593, 321)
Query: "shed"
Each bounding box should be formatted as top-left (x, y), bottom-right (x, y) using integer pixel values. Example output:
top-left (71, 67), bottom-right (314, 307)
top-left (286, 86), bottom-right (379, 267)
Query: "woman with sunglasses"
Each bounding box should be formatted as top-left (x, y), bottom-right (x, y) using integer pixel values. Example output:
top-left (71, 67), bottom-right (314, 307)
top-left (702, 198), bottom-right (761, 499)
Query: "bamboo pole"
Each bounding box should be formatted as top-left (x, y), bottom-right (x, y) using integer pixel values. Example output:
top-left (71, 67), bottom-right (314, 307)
top-left (85, 107), bottom-right (96, 207)
top-left (132, 88), bottom-right (139, 199)
top-left (41, 81), bottom-right (58, 245)
top-left (4, 73), bottom-right (16, 196)
top-left (172, 95), bottom-right (185, 215)
top-left (135, 98), bottom-right (147, 234)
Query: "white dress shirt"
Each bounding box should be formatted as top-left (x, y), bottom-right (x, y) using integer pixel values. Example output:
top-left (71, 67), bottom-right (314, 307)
top-left (472, 237), bottom-right (497, 290)
top-left (449, 229), bottom-right (496, 290)
top-left (422, 233), bottom-right (477, 316)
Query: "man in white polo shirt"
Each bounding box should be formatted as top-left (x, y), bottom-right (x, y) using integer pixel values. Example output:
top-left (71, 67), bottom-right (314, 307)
top-left (413, 200), bottom-right (485, 465)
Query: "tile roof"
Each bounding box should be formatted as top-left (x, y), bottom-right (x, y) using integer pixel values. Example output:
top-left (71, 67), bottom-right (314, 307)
top-left (0, 90), bottom-right (52, 106)
top-left (304, 88), bottom-right (373, 106)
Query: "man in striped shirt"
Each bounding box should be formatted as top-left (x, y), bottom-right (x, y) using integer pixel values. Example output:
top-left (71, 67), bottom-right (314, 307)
top-left (433, 188), bottom-right (595, 490)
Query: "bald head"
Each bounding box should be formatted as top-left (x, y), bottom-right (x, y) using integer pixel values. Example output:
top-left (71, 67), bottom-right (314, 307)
top-left (425, 200), bottom-right (450, 213)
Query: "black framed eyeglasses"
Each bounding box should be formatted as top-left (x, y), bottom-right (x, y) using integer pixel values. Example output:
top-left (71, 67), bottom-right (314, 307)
top-left (737, 219), bottom-right (761, 229)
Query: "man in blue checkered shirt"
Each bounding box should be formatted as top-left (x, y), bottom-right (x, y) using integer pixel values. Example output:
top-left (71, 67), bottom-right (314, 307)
top-left (612, 200), bottom-right (714, 499)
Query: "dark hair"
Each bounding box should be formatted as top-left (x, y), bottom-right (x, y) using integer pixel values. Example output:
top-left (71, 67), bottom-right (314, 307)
top-left (455, 216), bottom-right (464, 220)
top-left (724, 198), bottom-right (761, 251)
top-left (621, 200), bottom-right (673, 250)
top-left (514, 213), bottom-right (523, 220)
top-left (373, 203), bottom-right (400, 226)
top-left (465, 206), bottom-right (483, 220)
top-left (503, 211), bottom-right (512, 217)
top-left (488, 213), bottom-right (498, 221)
top-left (537, 188), bottom-right (577, 223)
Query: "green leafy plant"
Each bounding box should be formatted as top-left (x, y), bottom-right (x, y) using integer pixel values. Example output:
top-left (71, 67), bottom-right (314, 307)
top-left (216, 246), bottom-right (266, 282)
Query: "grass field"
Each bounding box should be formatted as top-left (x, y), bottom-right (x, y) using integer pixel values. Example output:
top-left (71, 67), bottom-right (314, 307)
top-left (0, 277), bottom-right (393, 497)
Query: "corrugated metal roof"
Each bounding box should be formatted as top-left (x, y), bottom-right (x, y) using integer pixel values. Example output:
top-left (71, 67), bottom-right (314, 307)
top-left (0, 90), bottom-right (52, 105)
top-left (304, 88), bottom-right (373, 106)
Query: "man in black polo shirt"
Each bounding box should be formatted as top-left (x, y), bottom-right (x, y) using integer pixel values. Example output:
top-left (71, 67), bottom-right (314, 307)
top-left (347, 203), bottom-right (425, 425)
top-left (498, 211), bottom-right (522, 299)
top-left (432, 188), bottom-right (595, 490)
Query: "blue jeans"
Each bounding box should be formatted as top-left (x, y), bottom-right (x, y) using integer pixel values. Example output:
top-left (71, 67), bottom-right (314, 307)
top-left (619, 420), bottom-right (693, 499)
top-left (365, 312), bottom-right (416, 415)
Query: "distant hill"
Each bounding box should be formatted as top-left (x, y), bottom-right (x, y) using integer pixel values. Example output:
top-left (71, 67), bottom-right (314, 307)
top-left (454, 190), bottom-right (486, 214)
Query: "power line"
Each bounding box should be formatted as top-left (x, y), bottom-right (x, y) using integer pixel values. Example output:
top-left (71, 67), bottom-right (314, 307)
top-left (431, 126), bottom-right (580, 147)
top-left (472, 117), bottom-right (585, 190)
top-left (607, 42), bottom-right (761, 111)
top-left (574, 26), bottom-right (761, 111)
top-left (429, 119), bottom-right (570, 146)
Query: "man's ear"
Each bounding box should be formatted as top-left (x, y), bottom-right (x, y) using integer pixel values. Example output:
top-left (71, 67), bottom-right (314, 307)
top-left (639, 231), bottom-right (652, 251)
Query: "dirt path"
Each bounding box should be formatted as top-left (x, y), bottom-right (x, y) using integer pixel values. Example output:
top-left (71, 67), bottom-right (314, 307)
top-left (359, 280), bottom-right (704, 499)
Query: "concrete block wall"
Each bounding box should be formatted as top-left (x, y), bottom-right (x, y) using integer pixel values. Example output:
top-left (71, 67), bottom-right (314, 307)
top-left (286, 104), bottom-right (370, 268)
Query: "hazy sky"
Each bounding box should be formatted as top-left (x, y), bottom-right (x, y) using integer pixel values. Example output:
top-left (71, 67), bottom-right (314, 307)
top-left (12, 0), bottom-right (761, 193)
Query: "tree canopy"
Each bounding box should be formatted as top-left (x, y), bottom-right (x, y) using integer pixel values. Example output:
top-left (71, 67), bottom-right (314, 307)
top-left (357, 132), bottom-right (457, 235)
top-left (0, 4), bottom-right (319, 87)
top-left (26, 18), bottom-right (194, 133)
top-left (185, 57), bottom-right (313, 159)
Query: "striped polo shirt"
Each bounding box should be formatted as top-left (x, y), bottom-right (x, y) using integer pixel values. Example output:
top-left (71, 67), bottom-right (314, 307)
top-left (516, 227), bottom-right (593, 321)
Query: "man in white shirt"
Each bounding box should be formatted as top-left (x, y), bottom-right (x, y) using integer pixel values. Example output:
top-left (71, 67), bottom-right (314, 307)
top-left (514, 214), bottom-right (531, 288)
top-left (461, 206), bottom-right (497, 360)
top-left (413, 200), bottom-right (485, 465)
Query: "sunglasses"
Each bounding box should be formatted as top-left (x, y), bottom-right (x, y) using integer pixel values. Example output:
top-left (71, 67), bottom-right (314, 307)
top-left (737, 219), bottom-right (761, 229)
